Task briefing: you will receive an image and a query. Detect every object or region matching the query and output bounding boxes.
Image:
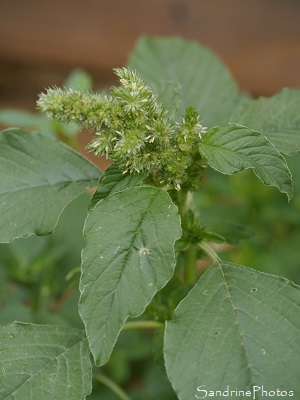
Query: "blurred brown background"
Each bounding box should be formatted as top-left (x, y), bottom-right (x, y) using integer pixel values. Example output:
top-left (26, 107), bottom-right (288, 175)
top-left (1, 0), bottom-right (300, 108)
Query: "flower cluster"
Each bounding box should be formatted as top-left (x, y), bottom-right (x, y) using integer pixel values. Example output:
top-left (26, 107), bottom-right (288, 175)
top-left (37, 68), bottom-right (207, 190)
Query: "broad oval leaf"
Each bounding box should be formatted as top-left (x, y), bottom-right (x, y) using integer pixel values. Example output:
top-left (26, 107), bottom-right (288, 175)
top-left (128, 36), bottom-right (239, 127)
top-left (164, 261), bottom-right (300, 399)
top-left (198, 123), bottom-right (293, 199)
top-left (79, 186), bottom-right (181, 366)
top-left (153, 81), bottom-right (181, 119)
top-left (230, 88), bottom-right (300, 156)
top-left (89, 164), bottom-right (147, 209)
top-left (0, 322), bottom-right (92, 399)
top-left (0, 129), bottom-right (100, 243)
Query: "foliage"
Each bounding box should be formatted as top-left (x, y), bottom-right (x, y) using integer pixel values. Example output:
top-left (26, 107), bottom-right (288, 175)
top-left (0, 36), bottom-right (300, 400)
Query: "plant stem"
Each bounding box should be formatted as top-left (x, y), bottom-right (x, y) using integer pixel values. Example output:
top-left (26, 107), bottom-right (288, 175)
top-left (183, 244), bottom-right (197, 284)
top-left (93, 372), bottom-right (131, 400)
top-left (177, 190), bottom-right (198, 285)
top-left (122, 320), bottom-right (164, 330)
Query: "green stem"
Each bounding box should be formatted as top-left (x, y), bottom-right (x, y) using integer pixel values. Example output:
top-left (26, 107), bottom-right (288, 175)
top-left (122, 320), bottom-right (164, 330)
top-left (93, 372), bottom-right (131, 400)
top-left (177, 190), bottom-right (198, 285)
top-left (176, 190), bottom-right (188, 224)
top-left (183, 244), bottom-right (197, 284)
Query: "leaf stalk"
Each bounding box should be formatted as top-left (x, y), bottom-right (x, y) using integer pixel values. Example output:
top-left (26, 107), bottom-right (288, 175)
top-left (122, 320), bottom-right (164, 330)
top-left (93, 371), bottom-right (131, 400)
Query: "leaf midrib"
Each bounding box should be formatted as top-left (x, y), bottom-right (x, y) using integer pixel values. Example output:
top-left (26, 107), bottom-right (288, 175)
top-left (100, 188), bottom-right (161, 319)
top-left (5, 335), bottom-right (87, 399)
top-left (218, 262), bottom-right (255, 387)
top-left (0, 177), bottom-right (96, 195)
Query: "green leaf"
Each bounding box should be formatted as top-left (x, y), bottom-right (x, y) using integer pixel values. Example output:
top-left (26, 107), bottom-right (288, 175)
top-left (154, 81), bottom-right (181, 119)
top-left (128, 36), bottom-right (239, 127)
top-left (64, 68), bottom-right (92, 91)
top-left (203, 221), bottom-right (254, 245)
top-left (0, 109), bottom-right (46, 128)
top-left (164, 261), bottom-right (300, 399)
top-left (0, 129), bottom-right (100, 243)
top-left (79, 186), bottom-right (181, 366)
top-left (0, 108), bottom-right (62, 138)
top-left (0, 322), bottom-right (92, 399)
top-left (198, 123), bottom-right (293, 200)
top-left (89, 164), bottom-right (147, 209)
top-left (230, 88), bottom-right (300, 156)
top-left (0, 109), bottom-right (53, 133)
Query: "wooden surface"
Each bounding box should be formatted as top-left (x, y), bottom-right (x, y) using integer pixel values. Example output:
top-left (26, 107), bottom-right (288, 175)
top-left (1, 0), bottom-right (300, 105)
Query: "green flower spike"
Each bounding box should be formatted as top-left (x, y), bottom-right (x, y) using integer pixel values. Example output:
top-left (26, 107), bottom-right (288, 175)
top-left (37, 67), bottom-right (207, 190)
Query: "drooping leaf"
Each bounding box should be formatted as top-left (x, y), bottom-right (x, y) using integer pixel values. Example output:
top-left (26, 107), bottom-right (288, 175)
top-left (0, 129), bottom-right (100, 243)
top-left (128, 36), bottom-right (239, 127)
top-left (164, 261), bottom-right (300, 399)
top-left (89, 164), bottom-right (147, 209)
top-left (198, 123), bottom-right (293, 200)
top-left (230, 88), bottom-right (300, 156)
top-left (79, 186), bottom-right (181, 366)
top-left (0, 322), bottom-right (92, 399)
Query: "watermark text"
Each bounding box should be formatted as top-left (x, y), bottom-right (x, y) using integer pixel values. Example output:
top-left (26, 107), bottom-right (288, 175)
top-left (195, 385), bottom-right (294, 399)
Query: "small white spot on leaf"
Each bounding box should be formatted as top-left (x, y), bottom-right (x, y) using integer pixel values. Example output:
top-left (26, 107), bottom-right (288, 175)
top-left (139, 247), bottom-right (150, 256)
